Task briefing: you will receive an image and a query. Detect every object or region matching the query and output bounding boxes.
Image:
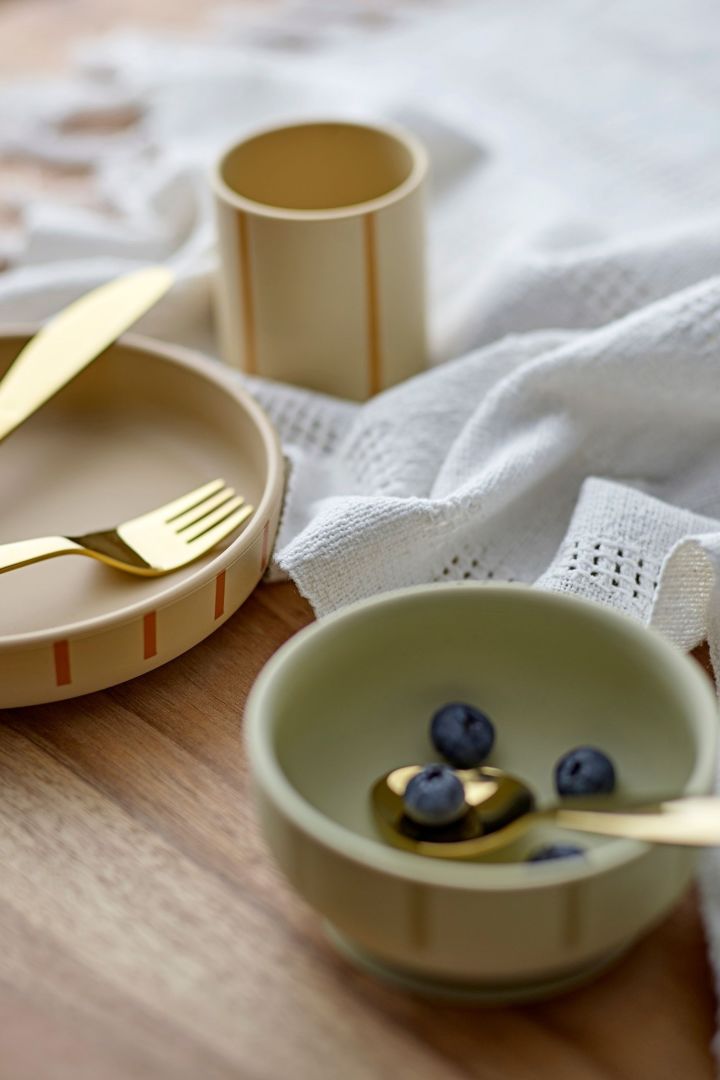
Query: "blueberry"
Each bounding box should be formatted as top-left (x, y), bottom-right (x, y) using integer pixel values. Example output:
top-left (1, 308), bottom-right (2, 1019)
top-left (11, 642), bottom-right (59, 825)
top-left (430, 702), bottom-right (495, 768)
top-left (554, 746), bottom-right (616, 796)
top-left (527, 844), bottom-right (585, 863)
top-left (403, 764), bottom-right (467, 827)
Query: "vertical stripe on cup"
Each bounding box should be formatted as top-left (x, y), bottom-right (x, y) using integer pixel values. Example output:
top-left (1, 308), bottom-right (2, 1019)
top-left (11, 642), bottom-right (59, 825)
top-left (363, 213), bottom-right (382, 396)
top-left (237, 210), bottom-right (258, 375)
top-left (214, 571), bottom-right (226, 620)
top-left (53, 640), bottom-right (71, 687)
top-left (143, 611), bottom-right (158, 660)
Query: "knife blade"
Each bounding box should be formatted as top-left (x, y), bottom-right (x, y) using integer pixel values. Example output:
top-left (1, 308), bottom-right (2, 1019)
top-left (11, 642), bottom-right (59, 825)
top-left (0, 266), bottom-right (174, 443)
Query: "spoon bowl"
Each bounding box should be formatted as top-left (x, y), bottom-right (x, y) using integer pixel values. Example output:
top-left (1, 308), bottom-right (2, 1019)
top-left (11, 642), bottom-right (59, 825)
top-left (373, 763), bottom-right (720, 858)
top-left (372, 765), bottom-right (536, 859)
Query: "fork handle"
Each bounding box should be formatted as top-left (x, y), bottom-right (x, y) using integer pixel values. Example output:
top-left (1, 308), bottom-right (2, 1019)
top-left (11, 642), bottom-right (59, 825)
top-left (0, 535), bottom-right (82, 574)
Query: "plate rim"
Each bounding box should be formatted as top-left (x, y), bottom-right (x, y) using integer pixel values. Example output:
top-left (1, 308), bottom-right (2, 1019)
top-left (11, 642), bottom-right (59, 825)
top-left (0, 326), bottom-right (284, 651)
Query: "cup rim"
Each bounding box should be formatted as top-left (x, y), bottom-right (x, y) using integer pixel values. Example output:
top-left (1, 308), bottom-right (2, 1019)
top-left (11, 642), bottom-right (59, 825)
top-left (245, 582), bottom-right (719, 892)
top-left (212, 117), bottom-right (428, 221)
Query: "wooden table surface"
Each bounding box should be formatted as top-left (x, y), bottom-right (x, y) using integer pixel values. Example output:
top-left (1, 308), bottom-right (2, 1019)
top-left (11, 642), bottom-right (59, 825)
top-left (0, 3), bottom-right (717, 1077)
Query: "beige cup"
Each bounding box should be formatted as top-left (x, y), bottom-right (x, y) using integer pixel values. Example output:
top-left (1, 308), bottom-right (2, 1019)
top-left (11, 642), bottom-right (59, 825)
top-left (213, 120), bottom-right (428, 401)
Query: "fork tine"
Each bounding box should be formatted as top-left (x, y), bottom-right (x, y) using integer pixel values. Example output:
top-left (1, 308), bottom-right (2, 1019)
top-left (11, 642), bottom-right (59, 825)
top-left (173, 487), bottom-right (240, 532)
top-left (185, 504), bottom-right (254, 550)
top-left (161, 479), bottom-right (227, 523)
top-left (184, 495), bottom-right (247, 542)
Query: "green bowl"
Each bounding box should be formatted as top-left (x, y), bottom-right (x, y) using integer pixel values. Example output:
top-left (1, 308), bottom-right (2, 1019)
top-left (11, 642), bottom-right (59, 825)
top-left (245, 583), bottom-right (718, 1001)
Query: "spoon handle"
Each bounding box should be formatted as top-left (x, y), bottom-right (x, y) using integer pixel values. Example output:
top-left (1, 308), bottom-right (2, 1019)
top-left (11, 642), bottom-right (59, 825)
top-left (552, 796), bottom-right (720, 846)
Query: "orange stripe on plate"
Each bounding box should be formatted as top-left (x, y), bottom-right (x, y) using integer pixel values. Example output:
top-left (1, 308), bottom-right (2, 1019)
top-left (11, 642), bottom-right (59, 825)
top-left (143, 611), bottom-right (157, 660)
top-left (260, 521), bottom-right (270, 572)
top-left (363, 213), bottom-right (382, 396)
top-left (237, 210), bottom-right (258, 375)
top-left (214, 571), bottom-right (226, 620)
top-left (53, 640), bottom-right (71, 686)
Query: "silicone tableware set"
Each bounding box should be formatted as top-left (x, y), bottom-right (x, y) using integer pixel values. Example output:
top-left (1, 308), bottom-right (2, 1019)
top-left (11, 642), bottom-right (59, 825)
top-left (0, 267), bottom-right (283, 707)
top-left (6, 118), bottom-right (719, 1003)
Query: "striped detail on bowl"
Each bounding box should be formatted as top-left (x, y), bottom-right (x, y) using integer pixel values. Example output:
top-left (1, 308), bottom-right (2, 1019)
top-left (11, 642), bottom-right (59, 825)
top-left (214, 570), bottom-right (226, 619)
top-left (143, 611), bottom-right (158, 660)
top-left (260, 520), bottom-right (270, 572)
top-left (44, 508), bottom-right (279, 695)
top-left (53, 640), bottom-right (72, 686)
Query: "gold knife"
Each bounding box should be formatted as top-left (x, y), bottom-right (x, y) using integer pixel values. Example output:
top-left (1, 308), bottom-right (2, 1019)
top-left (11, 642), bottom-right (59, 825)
top-left (0, 266), bottom-right (174, 443)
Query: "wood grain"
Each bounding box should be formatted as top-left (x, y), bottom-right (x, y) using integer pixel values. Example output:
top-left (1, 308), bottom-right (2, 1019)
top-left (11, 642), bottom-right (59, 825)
top-left (0, 2), bottom-right (718, 1077)
top-left (0, 582), bottom-right (715, 1080)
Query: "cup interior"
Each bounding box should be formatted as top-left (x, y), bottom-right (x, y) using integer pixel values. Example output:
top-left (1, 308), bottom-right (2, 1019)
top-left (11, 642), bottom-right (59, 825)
top-left (219, 121), bottom-right (418, 212)
top-left (262, 586), bottom-right (714, 869)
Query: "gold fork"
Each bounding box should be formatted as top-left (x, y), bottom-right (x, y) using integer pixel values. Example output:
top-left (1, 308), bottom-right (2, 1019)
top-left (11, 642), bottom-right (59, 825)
top-left (0, 479), bottom-right (253, 577)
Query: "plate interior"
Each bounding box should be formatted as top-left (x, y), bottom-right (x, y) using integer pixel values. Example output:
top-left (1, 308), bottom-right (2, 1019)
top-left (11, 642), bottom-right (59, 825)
top-left (0, 335), bottom-right (270, 638)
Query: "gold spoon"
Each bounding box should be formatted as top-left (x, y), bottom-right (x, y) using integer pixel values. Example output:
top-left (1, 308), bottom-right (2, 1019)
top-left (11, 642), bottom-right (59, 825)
top-left (371, 764), bottom-right (720, 860)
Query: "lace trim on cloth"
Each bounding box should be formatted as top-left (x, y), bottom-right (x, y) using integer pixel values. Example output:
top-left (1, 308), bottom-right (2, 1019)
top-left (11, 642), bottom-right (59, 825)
top-left (536, 478), bottom-right (720, 637)
top-left (541, 537), bottom-right (662, 619)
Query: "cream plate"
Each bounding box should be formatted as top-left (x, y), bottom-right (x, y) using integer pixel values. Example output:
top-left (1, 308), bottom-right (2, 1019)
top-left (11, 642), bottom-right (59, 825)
top-left (0, 329), bottom-right (284, 707)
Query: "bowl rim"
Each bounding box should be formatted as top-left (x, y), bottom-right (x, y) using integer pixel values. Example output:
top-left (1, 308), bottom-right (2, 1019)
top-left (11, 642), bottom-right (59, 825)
top-left (0, 327), bottom-right (284, 649)
top-left (246, 582), bottom-right (719, 891)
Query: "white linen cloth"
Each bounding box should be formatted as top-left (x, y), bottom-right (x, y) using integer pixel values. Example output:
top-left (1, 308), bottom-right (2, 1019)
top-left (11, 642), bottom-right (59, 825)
top-left (3, 0), bottom-right (720, 1039)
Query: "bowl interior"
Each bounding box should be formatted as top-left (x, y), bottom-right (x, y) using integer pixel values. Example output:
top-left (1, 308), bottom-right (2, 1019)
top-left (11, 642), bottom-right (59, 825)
top-left (0, 333), bottom-right (271, 638)
top-left (268, 586), bottom-right (710, 865)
